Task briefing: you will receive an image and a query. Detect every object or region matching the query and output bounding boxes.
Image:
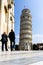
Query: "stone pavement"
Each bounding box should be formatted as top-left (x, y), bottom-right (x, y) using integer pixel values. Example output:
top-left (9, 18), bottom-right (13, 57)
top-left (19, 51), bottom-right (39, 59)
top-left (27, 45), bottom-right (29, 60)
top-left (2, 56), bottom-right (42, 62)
top-left (0, 51), bottom-right (43, 65)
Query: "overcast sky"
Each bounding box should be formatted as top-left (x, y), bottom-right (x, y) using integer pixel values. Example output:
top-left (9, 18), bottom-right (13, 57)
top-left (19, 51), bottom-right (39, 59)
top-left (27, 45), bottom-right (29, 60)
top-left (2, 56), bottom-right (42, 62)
top-left (14, 0), bottom-right (43, 44)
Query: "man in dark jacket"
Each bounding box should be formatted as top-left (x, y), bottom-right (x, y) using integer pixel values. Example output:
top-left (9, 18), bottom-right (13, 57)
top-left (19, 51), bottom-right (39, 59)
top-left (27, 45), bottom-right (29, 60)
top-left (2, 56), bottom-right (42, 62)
top-left (9, 29), bottom-right (15, 51)
top-left (1, 32), bottom-right (8, 51)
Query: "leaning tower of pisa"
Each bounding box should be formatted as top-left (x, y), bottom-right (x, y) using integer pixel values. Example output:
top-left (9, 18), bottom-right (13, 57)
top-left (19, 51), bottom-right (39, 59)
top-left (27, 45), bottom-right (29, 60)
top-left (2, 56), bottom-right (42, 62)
top-left (19, 8), bottom-right (32, 50)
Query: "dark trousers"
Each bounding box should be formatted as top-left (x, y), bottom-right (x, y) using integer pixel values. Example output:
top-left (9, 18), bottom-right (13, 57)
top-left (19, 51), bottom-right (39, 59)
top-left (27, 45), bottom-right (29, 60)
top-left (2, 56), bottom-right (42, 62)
top-left (2, 42), bottom-right (8, 51)
top-left (10, 40), bottom-right (15, 51)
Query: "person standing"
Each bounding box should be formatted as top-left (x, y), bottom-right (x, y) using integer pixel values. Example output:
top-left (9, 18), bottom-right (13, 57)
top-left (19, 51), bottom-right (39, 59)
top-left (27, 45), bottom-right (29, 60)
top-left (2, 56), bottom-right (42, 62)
top-left (9, 29), bottom-right (15, 51)
top-left (1, 32), bottom-right (8, 51)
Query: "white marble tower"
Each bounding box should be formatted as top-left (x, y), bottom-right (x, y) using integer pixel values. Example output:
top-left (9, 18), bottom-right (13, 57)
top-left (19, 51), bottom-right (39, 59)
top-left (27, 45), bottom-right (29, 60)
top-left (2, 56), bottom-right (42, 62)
top-left (19, 9), bottom-right (32, 50)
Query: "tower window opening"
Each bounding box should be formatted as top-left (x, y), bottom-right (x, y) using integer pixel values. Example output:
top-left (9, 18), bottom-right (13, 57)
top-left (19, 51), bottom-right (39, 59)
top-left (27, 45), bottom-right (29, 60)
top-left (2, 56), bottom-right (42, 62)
top-left (11, 1), bottom-right (13, 4)
top-left (25, 10), bottom-right (27, 12)
top-left (23, 16), bottom-right (25, 18)
top-left (4, 6), bottom-right (8, 13)
top-left (28, 16), bottom-right (29, 18)
top-left (10, 16), bottom-right (12, 21)
top-left (8, 4), bottom-right (11, 9)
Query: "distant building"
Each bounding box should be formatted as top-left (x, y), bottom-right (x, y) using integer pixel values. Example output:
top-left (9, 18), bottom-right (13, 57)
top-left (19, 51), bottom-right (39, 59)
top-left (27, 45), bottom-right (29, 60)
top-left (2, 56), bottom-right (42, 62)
top-left (19, 8), bottom-right (32, 50)
top-left (37, 43), bottom-right (43, 50)
top-left (33, 43), bottom-right (43, 50)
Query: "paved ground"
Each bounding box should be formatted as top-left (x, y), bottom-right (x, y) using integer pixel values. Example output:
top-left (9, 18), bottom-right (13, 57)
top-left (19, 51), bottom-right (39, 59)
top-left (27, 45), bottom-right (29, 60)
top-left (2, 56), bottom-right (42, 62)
top-left (0, 51), bottom-right (43, 65)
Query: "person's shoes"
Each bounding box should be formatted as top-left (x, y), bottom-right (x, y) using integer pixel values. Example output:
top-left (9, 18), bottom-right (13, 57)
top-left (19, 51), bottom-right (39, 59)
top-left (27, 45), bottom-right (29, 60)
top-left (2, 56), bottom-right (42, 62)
top-left (11, 49), bottom-right (13, 51)
top-left (2, 50), bottom-right (4, 52)
top-left (6, 49), bottom-right (8, 51)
